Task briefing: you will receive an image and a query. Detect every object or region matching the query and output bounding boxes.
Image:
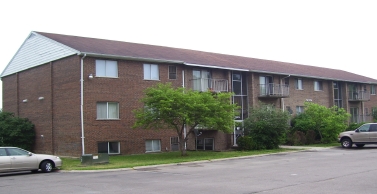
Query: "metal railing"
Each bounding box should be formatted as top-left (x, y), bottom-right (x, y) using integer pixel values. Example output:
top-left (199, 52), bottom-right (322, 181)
top-left (191, 78), bottom-right (228, 92)
top-left (348, 91), bottom-right (370, 101)
top-left (258, 84), bottom-right (289, 97)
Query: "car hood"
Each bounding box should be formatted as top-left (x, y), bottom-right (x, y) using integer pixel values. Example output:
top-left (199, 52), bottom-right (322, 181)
top-left (33, 154), bottom-right (61, 160)
top-left (340, 130), bottom-right (355, 136)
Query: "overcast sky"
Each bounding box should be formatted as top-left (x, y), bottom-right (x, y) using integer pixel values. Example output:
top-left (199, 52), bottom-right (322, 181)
top-left (1, 0), bottom-right (376, 108)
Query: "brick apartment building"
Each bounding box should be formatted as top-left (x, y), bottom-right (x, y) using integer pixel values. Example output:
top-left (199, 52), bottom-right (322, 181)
top-left (1, 31), bottom-right (377, 157)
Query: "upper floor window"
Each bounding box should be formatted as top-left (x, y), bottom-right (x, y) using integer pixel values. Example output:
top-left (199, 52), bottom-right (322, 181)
top-left (314, 81), bottom-right (323, 91)
top-left (97, 102), bottom-right (119, 119)
top-left (168, 66), bottom-right (177, 79)
top-left (96, 60), bottom-right (118, 77)
top-left (371, 85), bottom-right (376, 95)
top-left (144, 64), bottom-right (159, 80)
top-left (295, 78), bottom-right (303, 90)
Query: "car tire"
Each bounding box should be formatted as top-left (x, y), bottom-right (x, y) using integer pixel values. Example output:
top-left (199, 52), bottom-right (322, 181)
top-left (40, 161), bottom-right (53, 173)
top-left (356, 144), bottom-right (365, 148)
top-left (341, 138), bottom-right (352, 148)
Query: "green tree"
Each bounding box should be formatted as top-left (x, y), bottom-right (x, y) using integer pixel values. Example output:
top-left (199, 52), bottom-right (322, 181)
top-left (243, 103), bottom-right (291, 150)
top-left (133, 83), bottom-right (237, 156)
top-left (372, 107), bottom-right (377, 122)
top-left (293, 102), bottom-right (350, 143)
top-left (0, 111), bottom-right (35, 150)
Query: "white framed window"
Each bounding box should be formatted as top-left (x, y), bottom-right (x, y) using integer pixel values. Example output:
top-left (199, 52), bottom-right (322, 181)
top-left (295, 78), bottom-right (303, 90)
top-left (97, 102), bottom-right (119, 119)
top-left (296, 106), bottom-right (304, 114)
top-left (96, 60), bottom-right (118, 77)
top-left (145, 140), bottom-right (161, 152)
top-left (371, 85), bottom-right (376, 95)
top-left (314, 81), bottom-right (323, 91)
top-left (98, 142), bottom-right (120, 154)
top-left (144, 64), bottom-right (159, 80)
top-left (168, 66), bottom-right (177, 79)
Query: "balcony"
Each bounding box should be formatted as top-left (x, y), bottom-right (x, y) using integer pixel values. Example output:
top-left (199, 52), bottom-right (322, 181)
top-left (258, 84), bottom-right (289, 98)
top-left (348, 91), bottom-right (370, 101)
top-left (192, 78), bottom-right (228, 92)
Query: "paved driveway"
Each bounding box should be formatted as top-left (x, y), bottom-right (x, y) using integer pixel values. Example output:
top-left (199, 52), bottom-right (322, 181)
top-left (1, 146), bottom-right (377, 194)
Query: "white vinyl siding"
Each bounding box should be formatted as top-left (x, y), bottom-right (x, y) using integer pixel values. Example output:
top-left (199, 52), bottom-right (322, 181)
top-left (144, 64), bottom-right (159, 80)
top-left (1, 32), bottom-right (78, 77)
top-left (96, 60), bottom-right (118, 77)
top-left (145, 140), bottom-right (161, 152)
top-left (97, 102), bottom-right (119, 119)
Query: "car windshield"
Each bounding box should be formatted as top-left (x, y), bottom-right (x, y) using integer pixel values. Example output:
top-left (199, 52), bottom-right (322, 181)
top-left (358, 124), bottom-right (370, 132)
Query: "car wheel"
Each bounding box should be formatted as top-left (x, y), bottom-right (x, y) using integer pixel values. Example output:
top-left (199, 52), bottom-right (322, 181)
top-left (41, 161), bottom-right (53, 173)
top-left (356, 144), bottom-right (365, 148)
top-left (341, 138), bottom-right (352, 148)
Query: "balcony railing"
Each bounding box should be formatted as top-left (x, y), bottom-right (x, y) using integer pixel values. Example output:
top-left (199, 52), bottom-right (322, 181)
top-left (350, 114), bottom-right (374, 123)
top-left (258, 84), bottom-right (289, 98)
top-left (348, 91), bottom-right (370, 101)
top-left (192, 78), bottom-right (228, 92)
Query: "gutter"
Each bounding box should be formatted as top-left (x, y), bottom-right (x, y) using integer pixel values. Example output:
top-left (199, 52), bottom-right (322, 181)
top-left (80, 53), bottom-right (86, 155)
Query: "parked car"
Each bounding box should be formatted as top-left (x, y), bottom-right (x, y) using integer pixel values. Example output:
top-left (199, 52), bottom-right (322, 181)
top-left (0, 147), bottom-right (62, 173)
top-left (338, 123), bottom-right (377, 148)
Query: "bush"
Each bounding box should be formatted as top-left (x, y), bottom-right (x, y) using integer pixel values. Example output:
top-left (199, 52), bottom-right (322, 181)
top-left (244, 103), bottom-right (291, 150)
top-left (305, 130), bottom-right (316, 145)
top-left (292, 131), bottom-right (306, 145)
top-left (346, 123), bottom-right (364, 131)
top-left (0, 111), bottom-right (35, 150)
top-left (237, 136), bottom-right (255, 150)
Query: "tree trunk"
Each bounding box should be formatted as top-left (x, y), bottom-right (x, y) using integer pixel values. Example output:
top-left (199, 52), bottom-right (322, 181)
top-left (179, 139), bottom-right (187, 156)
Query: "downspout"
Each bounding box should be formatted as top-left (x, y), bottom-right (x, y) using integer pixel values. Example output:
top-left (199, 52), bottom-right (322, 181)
top-left (80, 53), bottom-right (87, 155)
top-left (182, 70), bottom-right (187, 150)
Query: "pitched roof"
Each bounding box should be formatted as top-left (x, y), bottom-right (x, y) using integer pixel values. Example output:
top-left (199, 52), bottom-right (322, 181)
top-left (3, 31), bottom-right (377, 84)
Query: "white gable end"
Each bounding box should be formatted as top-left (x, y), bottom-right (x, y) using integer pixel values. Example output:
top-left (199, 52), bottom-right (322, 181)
top-left (1, 32), bottom-right (79, 77)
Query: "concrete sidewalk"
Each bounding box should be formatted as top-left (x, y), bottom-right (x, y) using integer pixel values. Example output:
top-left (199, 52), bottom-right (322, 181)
top-left (279, 145), bottom-right (337, 150)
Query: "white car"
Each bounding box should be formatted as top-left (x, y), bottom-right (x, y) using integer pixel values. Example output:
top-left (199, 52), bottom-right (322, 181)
top-left (0, 147), bottom-right (62, 173)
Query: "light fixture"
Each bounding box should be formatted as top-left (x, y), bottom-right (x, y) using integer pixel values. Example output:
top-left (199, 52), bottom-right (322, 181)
top-left (38, 97), bottom-right (44, 100)
top-left (22, 99), bottom-right (28, 103)
top-left (88, 74), bottom-right (94, 79)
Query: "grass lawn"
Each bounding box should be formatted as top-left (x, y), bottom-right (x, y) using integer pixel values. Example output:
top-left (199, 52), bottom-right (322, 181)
top-left (61, 148), bottom-right (298, 171)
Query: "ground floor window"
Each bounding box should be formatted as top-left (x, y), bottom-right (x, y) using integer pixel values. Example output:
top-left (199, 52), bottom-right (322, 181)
top-left (196, 138), bottom-right (214, 150)
top-left (170, 137), bottom-right (179, 151)
top-left (146, 139), bottom-right (161, 152)
top-left (98, 142), bottom-right (120, 154)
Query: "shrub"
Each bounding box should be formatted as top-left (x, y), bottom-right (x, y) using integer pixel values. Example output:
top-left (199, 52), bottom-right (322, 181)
top-left (0, 111), bottom-right (35, 150)
top-left (292, 131), bottom-right (306, 145)
top-left (237, 136), bottom-right (255, 150)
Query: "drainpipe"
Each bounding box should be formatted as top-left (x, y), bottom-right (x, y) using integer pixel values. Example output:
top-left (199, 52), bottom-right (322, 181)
top-left (80, 53), bottom-right (87, 155)
top-left (182, 70), bottom-right (187, 150)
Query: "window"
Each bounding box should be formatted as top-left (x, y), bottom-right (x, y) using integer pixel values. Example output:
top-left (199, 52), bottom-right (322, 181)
top-left (168, 66), bottom-right (177, 79)
top-left (295, 78), bottom-right (303, 90)
top-left (314, 81), bottom-right (323, 91)
top-left (196, 138), bottom-right (214, 150)
top-left (145, 140), bottom-right (161, 152)
top-left (371, 85), bottom-right (376, 95)
top-left (144, 64), bottom-right (159, 80)
top-left (170, 137), bottom-right (179, 151)
top-left (96, 60), bottom-right (118, 77)
top-left (98, 142), bottom-right (120, 154)
top-left (97, 102), bottom-right (119, 119)
top-left (296, 106), bottom-right (304, 114)
top-left (0, 148), bottom-right (6, 156)
top-left (6, 148), bottom-right (28, 156)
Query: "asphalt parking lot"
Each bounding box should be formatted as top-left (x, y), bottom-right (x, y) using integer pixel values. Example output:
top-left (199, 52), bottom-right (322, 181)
top-left (1, 145), bottom-right (377, 194)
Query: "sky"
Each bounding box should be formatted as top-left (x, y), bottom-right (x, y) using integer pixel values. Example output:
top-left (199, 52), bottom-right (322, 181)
top-left (0, 0), bottom-right (376, 108)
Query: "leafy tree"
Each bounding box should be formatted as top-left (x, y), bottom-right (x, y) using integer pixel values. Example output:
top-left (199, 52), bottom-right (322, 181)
top-left (0, 111), bottom-right (35, 150)
top-left (372, 107), bottom-right (377, 122)
top-left (292, 102), bottom-right (350, 143)
top-left (243, 103), bottom-right (291, 150)
top-left (133, 83), bottom-right (237, 156)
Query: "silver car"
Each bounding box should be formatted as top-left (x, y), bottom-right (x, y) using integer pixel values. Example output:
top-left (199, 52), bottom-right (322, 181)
top-left (338, 123), bottom-right (377, 148)
top-left (0, 147), bottom-right (62, 173)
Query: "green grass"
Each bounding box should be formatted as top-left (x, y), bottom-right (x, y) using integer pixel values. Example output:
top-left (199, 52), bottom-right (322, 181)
top-left (61, 149), bottom-right (295, 171)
